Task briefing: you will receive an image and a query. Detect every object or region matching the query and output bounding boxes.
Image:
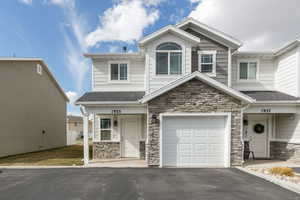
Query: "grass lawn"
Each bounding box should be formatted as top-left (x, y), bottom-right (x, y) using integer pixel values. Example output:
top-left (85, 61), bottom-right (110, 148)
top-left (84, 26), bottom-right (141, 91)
top-left (0, 145), bottom-right (92, 166)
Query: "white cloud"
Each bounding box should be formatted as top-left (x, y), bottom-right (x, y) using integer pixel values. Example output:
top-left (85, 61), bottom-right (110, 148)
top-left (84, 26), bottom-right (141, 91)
top-left (52, 0), bottom-right (89, 92)
top-left (189, 0), bottom-right (300, 51)
top-left (108, 45), bottom-right (120, 53)
top-left (19, 0), bottom-right (32, 5)
top-left (143, 0), bottom-right (166, 6)
top-left (85, 0), bottom-right (159, 47)
top-left (66, 91), bottom-right (78, 104)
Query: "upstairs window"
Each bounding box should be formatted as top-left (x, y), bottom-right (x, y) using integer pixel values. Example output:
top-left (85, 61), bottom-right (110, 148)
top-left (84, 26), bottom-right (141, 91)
top-left (156, 42), bottom-right (182, 75)
top-left (198, 50), bottom-right (216, 75)
top-left (239, 61), bottom-right (258, 80)
top-left (110, 63), bottom-right (128, 81)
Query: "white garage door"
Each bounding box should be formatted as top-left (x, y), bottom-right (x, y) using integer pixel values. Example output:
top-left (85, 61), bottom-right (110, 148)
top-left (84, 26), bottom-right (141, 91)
top-left (162, 115), bottom-right (229, 167)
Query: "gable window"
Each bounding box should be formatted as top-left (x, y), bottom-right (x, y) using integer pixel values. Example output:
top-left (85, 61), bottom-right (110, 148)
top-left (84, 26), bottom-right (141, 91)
top-left (110, 63), bottom-right (128, 81)
top-left (100, 118), bottom-right (112, 141)
top-left (239, 61), bottom-right (258, 80)
top-left (198, 50), bottom-right (216, 76)
top-left (156, 42), bottom-right (182, 75)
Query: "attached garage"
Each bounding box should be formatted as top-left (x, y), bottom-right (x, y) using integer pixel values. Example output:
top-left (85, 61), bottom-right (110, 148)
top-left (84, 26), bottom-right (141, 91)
top-left (160, 113), bottom-right (231, 168)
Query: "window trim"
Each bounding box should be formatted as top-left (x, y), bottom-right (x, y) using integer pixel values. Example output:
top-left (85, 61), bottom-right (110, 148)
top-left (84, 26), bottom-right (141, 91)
top-left (198, 50), bottom-right (217, 77)
top-left (155, 43), bottom-right (183, 76)
top-left (237, 59), bottom-right (259, 82)
top-left (99, 117), bottom-right (113, 141)
top-left (108, 61), bottom-right (130, 83)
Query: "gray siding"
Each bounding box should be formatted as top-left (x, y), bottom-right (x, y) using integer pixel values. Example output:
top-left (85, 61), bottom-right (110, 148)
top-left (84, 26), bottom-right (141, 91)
top-left (0, 61), bottom-right (67, 157)
top-left (185, 28), bottom-right (229, 85)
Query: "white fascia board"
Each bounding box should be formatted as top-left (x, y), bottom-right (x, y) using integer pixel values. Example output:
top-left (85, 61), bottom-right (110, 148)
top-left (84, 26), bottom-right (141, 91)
top-left (84, 53), bottom-right (144, 59)
top-left (139, 25), bottom-right (200, 46)
top-left (274, 39), bottom-right (300, 56)
top-left (254, 101), bottom-right (300, 105)
top-left (75, 101), bottom-right (142, 105)
top-left (140, 71), bottom-right (255, 103)
top-left (176, 18), bottom-right (243, 48)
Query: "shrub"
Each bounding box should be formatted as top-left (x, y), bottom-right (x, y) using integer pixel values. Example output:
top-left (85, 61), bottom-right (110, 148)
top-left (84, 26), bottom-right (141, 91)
top-left (269, 167), bottom-right (295, 177)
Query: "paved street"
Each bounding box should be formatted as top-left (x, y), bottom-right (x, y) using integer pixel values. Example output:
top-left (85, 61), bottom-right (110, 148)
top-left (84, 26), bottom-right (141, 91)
top-left (0, 168), bottom-right (299, 200)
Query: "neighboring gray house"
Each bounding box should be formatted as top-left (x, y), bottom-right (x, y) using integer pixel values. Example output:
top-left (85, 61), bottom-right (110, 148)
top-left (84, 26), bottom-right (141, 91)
top-left (0, 58), bottom-right (68, 157)
top-left (76, 18), bottom-right (300, 167)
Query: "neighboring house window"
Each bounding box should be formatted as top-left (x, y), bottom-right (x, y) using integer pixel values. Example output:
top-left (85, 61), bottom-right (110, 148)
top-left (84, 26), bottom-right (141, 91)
top-left (198, 50), bottom-right (216, 75)
top-left (110, 63), bottom-right (128, 81)
top-left (156, 42), bottom-right (182, 75)
top-left (239, 61), bottom-right (258, 80)
top-left (100, 118), bottom-right (112, 140)
top-left (37, 64), bottom-right (42, 75)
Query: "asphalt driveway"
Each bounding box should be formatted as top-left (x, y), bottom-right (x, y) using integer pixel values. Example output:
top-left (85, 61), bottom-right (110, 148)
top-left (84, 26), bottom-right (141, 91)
top-left (0, 168), bottom-right (298, 200)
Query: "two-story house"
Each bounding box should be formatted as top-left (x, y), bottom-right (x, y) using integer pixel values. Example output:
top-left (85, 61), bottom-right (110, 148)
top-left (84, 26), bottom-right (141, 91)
top-left (76, 18), bottom-right (300, 167)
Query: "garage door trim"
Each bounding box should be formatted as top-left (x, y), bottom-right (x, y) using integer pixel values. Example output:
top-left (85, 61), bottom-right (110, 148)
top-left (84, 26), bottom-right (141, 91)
top-left (159, 112), bottom-right (232, 168)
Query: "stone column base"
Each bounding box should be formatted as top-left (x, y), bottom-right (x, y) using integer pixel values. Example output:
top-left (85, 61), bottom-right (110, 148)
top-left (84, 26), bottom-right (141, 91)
top-left (93, 142), bottom-right (120, 159)
top-left (270, 141), bottom-right (300, 161)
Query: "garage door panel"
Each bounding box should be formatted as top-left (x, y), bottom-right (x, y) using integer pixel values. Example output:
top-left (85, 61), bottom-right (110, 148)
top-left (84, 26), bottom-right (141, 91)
top-left (162, 115), bottom-right (228, 167)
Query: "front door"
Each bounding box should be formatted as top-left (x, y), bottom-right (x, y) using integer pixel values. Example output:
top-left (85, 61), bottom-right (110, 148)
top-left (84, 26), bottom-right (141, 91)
top-left (121, 116), bottom-right (139, 158)
top-left (249, 118), bottom-right (268, 158)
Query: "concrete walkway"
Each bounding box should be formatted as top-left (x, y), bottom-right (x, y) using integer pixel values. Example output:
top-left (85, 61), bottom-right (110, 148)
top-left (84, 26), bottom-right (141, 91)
top-left (88, 158), bottom-right (147, 168)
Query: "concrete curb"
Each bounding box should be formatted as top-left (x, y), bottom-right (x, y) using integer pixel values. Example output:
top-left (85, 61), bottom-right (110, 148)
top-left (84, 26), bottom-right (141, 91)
top-left (236, 167), bottom-right (300, 194)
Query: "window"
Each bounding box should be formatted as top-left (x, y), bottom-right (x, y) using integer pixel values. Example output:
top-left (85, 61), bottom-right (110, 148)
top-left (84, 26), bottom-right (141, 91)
top-left (110, 63), bottom-right (128, 81)
top-left (100, 118), bottom-right (112, 140)
top-left (239, 61), bottom-right (258, 80)
top-left (37, 64), bottom-right (42, 75)
top-left (74, 122), bottom-right (78, 127)
top-left (156, 42), bottom-right (182, 75)
top-left (198, 50), bottom-right (216, 75)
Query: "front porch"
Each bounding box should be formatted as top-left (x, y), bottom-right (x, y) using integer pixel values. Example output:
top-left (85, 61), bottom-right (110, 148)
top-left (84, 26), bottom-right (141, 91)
top-left (243, 103), bottom-right (300, 162)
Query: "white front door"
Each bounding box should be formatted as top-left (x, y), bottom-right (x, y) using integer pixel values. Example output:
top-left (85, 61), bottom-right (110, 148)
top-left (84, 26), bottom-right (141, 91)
top-left (249, 118), bottom-right (268, 158)
top-left (121, 116), bottom-right (139, 158)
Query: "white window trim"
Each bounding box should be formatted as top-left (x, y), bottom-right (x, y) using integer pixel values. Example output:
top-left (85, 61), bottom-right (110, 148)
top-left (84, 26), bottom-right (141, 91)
top-left (237, 59), bottom-right (259, 82)
top-left (108, 61), bottom-right (130, 83)
top-left (155, 47), bottom-right (183, 76)
top-left (99, 116), bottom-right (113, 141)
top-left (198, 50), bottom-right (217, 77)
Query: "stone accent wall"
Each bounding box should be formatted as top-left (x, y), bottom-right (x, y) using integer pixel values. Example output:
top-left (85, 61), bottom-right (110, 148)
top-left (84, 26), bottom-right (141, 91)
top-left (270, 141), bottom-right (300, 161)
top-left (93, 142), bottom-right (120, 159)
top-left (147, 78), bottom-right (244, 166)
top-left (140, 141), bottom-right (146, 160)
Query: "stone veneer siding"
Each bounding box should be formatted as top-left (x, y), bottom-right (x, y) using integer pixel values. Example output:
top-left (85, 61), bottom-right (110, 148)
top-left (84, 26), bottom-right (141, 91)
top-left (270, 141), bottom-right (300, 161)
top-left (147, 78), bottom-right (244, 166)
top-left (93, 142), bottom-right (120, 159)
top-left (140, 141), bottom-right (146, 160)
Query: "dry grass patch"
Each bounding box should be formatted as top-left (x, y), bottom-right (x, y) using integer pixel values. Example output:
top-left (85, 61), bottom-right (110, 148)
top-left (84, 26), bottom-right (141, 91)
top-left (0, 145), bottom-right (92, 166)
top-left (269, 167), bottom-right (295, 177)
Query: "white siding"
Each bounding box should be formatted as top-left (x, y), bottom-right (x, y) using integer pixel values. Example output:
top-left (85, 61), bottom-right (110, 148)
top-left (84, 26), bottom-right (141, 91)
top-left (232, 56), bottom-right (275, 91)
top-left (92, 58), bottom-right (145, 91)
top-left (275, 47), bottom-right (299, 97)
top-left (145, 32), bottom-right (193, 93)
top-left (276, 112), bottom-right (300, 143)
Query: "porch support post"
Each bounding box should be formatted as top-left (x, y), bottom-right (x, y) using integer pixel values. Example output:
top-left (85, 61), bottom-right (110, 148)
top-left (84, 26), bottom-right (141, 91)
top-left (83, 114), bottom-right (89, 166)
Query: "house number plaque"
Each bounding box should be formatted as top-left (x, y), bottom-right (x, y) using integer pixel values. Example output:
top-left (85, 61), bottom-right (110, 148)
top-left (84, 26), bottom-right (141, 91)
top-left (112, 109), bottom-right (122, 115)
top-left (260, 108), bottom-right (271, 113)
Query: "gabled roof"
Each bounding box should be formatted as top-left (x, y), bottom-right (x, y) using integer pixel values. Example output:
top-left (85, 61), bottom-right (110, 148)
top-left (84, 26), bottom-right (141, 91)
top-left (176, 18), bottom-right (242, 49)
top-left (0, 57), bottom-right (69, 102)
top-left (274, 38), bottom-right (300, 56)
top-left (139, 25), bottom-right (201, 46)
top-left (140, 71), bottom-right (255, 103)
top-left (241, 91), bottom-right (300, 102)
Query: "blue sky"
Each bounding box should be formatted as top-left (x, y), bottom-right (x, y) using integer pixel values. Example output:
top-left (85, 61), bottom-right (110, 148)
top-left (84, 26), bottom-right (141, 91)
top-left (2, 0), bottom-right (300, 115)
